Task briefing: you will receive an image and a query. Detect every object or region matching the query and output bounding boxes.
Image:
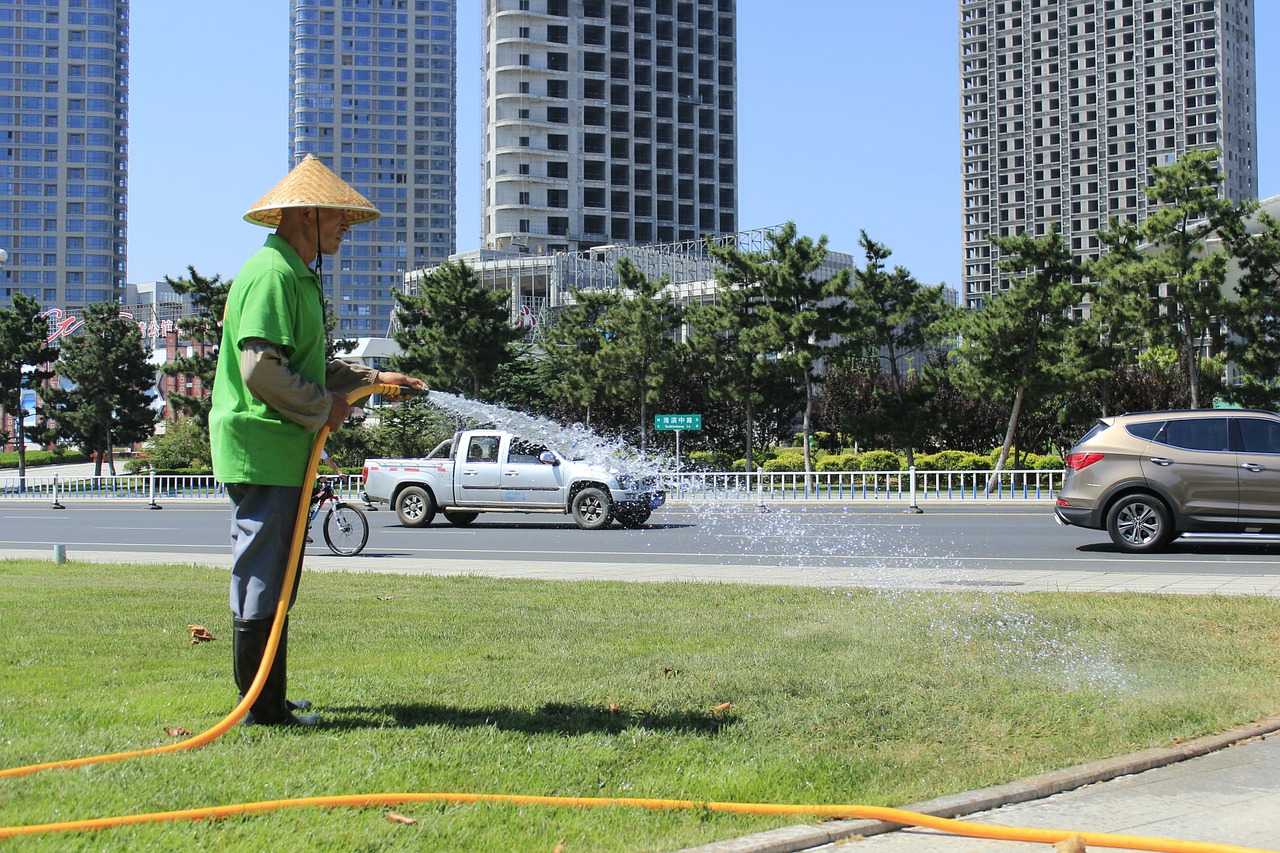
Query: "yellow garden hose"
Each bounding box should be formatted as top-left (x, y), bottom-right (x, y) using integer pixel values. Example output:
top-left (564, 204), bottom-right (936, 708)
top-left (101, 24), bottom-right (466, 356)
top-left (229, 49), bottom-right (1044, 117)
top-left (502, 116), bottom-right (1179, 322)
top-left (0, 791), bottom-right (1275, 851)
top-left (1, 382), bottom-right (1276, 852)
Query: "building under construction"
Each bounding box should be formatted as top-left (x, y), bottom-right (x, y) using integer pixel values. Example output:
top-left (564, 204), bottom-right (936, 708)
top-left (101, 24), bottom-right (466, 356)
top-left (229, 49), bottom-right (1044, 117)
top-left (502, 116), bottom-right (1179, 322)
top-left (399, 225), bottom-right (856, 341)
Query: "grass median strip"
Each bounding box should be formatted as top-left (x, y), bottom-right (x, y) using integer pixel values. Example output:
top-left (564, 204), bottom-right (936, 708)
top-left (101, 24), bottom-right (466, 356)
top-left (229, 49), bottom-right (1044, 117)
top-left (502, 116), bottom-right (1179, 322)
top-left (2, 558), bottom-right (1279, 851)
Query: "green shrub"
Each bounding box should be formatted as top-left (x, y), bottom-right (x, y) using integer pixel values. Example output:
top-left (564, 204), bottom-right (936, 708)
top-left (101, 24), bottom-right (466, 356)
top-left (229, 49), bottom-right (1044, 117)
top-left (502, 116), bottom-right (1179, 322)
top-left (762, 449), bottom-right (806, 472)
top-left (859, 449), bottom-right (904, 471)
top-left (140, 419), bottom-right (212, 473)
top-left (1025, 452), bottom-right (1065, 470)
top-left (730, 453), bottom-right (771, 471)
top-left (687, 450), bottom-right (734, 471)
top-left (815, 453), bottom-right (860, 472)
top-left (914, 450), bottom-right (974, 471)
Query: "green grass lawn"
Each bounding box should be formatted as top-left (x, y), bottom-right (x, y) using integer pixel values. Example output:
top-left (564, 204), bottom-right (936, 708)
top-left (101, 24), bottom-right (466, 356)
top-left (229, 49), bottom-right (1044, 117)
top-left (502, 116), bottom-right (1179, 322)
top-left (2, 558), bottom-right (1279, 851)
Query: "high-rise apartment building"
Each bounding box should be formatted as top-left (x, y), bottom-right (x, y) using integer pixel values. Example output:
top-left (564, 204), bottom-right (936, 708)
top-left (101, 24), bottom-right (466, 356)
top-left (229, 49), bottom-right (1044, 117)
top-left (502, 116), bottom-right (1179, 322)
top-left (959, 0), bottom-right (1258, 307)
top-left (481, 0), bottom-right (738, 256)
top-left (289, 0), bottom-right (456, 335)
top-left (0, 0), bottom-right (130, 312)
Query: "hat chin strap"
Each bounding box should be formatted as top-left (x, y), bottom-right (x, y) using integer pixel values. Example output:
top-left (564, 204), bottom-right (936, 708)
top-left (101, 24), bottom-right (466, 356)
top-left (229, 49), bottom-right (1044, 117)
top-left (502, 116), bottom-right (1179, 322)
top-left (313, 207), bottom-right (323, 279)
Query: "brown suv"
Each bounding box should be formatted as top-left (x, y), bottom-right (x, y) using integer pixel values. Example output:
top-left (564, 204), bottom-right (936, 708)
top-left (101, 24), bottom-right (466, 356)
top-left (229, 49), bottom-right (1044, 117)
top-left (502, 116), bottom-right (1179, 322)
top-left (1054, 409), bottom-right (1280, 552)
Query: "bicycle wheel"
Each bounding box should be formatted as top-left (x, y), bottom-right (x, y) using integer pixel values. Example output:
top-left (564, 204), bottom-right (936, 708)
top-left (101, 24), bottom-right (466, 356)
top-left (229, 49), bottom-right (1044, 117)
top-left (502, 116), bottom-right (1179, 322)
top-left (322, 502), bottom-right (369, 556)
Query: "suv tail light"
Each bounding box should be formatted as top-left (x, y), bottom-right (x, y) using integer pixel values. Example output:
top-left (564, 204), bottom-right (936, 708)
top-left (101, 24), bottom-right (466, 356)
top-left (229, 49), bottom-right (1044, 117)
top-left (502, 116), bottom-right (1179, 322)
top-left (361, 465), bottom-right (369, 485)
top-left (1065, 452), bottom-right (1104, 471)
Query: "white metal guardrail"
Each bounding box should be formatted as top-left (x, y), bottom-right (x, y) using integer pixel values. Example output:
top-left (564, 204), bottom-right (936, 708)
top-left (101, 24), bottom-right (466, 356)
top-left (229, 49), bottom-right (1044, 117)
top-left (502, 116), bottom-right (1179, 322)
top-left (664, 468), bottom-right (1063, 503)
top-left (0, 468), bottom-right (1062, 505)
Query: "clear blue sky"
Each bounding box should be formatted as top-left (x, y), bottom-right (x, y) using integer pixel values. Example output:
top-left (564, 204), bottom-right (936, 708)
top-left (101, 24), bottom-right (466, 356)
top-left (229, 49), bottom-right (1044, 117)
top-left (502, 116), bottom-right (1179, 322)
top-left (127, 1), bottom-right (1278, 292)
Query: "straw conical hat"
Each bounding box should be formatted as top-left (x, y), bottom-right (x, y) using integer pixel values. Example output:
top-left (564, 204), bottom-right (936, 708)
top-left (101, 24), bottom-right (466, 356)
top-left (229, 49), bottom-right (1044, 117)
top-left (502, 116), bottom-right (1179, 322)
top-left (244, 153), bottom-right (380, 227)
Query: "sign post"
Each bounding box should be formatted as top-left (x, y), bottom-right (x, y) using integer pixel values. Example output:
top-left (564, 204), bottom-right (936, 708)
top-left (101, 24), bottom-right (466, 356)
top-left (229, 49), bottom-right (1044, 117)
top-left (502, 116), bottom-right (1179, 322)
top-left (654, 414), bottom-right (702, 468)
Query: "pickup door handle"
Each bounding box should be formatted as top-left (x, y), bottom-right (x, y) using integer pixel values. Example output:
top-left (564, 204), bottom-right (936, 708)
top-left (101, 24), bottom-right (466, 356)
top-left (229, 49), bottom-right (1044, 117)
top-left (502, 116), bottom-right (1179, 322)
top-left (1148, 457), bottom-right (1174, 466)
top-left (461, 469), bottom-right (478, 476)
top-left (1241, 462), bottom-right (1267, 473)
top-left (504, 471), bottom-right (521, 477)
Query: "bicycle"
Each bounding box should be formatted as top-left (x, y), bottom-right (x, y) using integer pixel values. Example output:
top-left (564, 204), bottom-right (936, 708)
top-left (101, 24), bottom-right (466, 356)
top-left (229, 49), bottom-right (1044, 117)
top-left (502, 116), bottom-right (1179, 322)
top-left (307, 476), bottom-right (370, 556)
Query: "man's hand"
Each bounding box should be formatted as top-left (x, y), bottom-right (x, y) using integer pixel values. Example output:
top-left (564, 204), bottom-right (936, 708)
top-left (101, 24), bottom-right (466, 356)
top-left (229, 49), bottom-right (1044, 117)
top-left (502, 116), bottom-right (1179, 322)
top-left (326, 394), bottom-right (353, 431)
top-left (378, 371), bottom-right (428, 393)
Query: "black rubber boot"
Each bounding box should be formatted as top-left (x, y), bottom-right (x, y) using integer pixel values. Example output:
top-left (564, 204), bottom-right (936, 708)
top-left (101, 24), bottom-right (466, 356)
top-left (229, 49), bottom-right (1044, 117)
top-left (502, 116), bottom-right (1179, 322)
top-left (232, 617), bottom-right (320, 727)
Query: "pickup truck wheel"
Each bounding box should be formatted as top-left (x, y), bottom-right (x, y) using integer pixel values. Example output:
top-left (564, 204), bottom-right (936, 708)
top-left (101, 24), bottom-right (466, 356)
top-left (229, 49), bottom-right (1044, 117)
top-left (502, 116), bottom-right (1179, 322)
top-left (616, 507), bottom-right (651, 529)
top-left (571, 487), bottom-right (613, 530)
top-left (443, 510), bottom-right (479, 526)
top-left (395, 485), bottom-right (436, 528)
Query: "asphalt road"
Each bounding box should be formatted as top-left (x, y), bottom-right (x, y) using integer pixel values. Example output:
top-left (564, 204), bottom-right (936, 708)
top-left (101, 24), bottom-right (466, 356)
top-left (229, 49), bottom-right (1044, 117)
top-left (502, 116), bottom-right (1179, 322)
top-left (5, 499), bottom-right (1280, 584)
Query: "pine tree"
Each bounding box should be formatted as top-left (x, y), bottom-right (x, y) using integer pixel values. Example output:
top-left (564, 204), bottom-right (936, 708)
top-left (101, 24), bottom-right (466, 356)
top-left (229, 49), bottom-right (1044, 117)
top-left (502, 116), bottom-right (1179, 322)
top-left (953, 226), bottom-right (1082, 491)
top-left (1090, 149), bottom-right (1248, 408)
top-left (593, 257), bottom-right (684, 454)
top-left (0, 293), bottom-right (58, 482)
top-left (1222, 210), bottom-right (1280, 408)
top-left (157, 266), bottom-right (228, 427)
top-left (540, 285), bottom-right (619, 425)
top-left (847, 231), bottom-right (954, 467)
top-left (44, 303), bottom-right (159, 476)
top-left (725, 223), bottom-right (851, 477)
top-left (693, 234), bottom-right (793, 472)
top-left (390, 260), bottom-right (523, 399)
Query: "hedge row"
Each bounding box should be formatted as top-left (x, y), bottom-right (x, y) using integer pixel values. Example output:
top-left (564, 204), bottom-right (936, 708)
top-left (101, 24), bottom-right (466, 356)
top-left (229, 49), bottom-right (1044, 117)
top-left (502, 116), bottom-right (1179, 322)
top-left (686, 448), bottom-right (1064, 473)
top-left (0, 449), bottom-right (90, 469)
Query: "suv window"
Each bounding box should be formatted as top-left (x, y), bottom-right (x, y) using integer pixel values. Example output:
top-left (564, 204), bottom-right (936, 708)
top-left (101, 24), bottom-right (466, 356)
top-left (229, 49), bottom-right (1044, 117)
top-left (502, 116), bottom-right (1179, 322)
top-left (1125, 420), bottom-right (1165, 440)
top-left (1237, 417), bottom-right (1280, 454)
top-left (1160, 417), bottom-right (1230, 452)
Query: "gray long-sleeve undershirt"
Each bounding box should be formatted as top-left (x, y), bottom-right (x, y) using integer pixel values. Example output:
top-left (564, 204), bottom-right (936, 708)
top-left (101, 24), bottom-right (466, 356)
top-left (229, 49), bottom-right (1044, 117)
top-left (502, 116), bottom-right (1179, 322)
top-left (239, 338), bottom-right (379, 433)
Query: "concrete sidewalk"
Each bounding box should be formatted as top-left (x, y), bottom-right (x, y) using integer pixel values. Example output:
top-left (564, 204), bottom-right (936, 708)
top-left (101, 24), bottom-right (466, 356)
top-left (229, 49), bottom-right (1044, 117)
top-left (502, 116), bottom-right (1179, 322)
top-left (681, 720), bottom-right (1280, 852)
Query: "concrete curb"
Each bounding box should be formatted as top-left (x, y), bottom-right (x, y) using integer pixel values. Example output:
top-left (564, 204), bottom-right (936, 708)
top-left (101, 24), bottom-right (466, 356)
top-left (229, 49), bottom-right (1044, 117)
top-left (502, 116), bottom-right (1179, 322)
top-left (676, 714), bottom-right (1280, 852)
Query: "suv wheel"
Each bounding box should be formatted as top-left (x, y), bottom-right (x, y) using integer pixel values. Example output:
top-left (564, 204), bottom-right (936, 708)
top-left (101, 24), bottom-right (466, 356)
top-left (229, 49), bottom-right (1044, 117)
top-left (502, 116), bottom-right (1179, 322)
top-left (1106, 494), bottom-right (1173, 553)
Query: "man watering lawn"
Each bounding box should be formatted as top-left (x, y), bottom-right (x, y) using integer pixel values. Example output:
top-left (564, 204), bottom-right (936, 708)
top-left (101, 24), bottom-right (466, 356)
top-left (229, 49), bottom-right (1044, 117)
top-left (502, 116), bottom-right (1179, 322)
top-left (210, 154), bottom-right (427, 726)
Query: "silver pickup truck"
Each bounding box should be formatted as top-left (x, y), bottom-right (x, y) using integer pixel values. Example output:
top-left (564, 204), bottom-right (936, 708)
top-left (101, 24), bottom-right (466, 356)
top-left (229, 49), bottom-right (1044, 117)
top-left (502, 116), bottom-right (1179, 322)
top-left (361, 429), bottom-right (665, 530)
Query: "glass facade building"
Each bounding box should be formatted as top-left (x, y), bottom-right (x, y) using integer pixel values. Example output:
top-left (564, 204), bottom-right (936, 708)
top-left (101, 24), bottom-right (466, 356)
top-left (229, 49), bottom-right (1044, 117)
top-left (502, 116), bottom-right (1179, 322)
top-left (482, 0), bottom-right (738, 256)
top-left (0, 0), bottom-right (130, 311)
top-left (959, 0), bottom-right (1258, 306)
top-left (289, 0), bottom-right (456, 335)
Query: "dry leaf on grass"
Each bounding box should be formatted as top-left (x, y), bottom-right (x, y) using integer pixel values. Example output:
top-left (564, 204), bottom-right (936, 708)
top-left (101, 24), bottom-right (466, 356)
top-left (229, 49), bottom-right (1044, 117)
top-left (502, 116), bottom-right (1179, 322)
top-left (377, 595), bottom-right (393, 601)
top-left (553, 839), bottom-right (566, 853)
top-left (386, 812), bottom-right (417, 825)
top-left (188, 625), bottom-right (215, 644)
top-left (711, 702), bottom-right (732, 712)
top-left (164, 726), bottom-right (190, 737)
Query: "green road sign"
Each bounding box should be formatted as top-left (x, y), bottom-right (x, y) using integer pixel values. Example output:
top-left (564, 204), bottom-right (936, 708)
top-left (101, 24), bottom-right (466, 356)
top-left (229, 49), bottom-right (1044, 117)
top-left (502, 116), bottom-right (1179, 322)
top-left (655, 414), bottom-right (701, 431)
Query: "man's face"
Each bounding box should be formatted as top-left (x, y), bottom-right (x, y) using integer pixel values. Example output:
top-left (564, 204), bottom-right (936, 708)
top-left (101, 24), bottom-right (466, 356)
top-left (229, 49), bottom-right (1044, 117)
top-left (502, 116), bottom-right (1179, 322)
top-left (316, 208), bottom-right (351, 256)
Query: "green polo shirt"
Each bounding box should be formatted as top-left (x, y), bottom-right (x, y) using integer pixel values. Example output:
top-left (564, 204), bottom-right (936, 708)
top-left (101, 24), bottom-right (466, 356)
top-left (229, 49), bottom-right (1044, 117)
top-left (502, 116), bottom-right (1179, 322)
top-left (210, 234), bottom-right (327, 486)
